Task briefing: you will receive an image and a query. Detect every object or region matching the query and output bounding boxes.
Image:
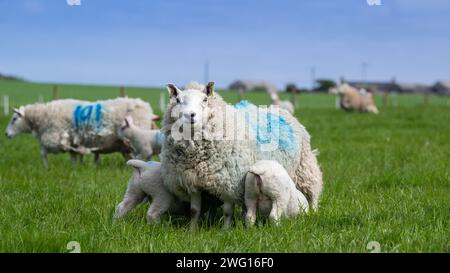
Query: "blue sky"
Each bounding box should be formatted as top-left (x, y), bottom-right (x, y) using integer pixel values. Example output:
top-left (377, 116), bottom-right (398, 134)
top-left (0, 0), bottom-right (449, 88)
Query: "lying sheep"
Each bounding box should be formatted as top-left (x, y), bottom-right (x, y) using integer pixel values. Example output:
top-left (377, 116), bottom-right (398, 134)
top-left (117, 116), bottom-right (163, 160)
top-left (244, 160), bottom-right (309, 226)
top-left (5, 97), bottom-right (155, 167)
top-left (331, 83), bottom-right (379, 114)
top-left (161, 81), bottom-right (323, 228)
top-left (114, 160), bottom-right (187, 223)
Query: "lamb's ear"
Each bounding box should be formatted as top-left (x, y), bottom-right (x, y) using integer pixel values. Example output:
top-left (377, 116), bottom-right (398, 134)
top-left (167, 83), bottom-right (181, 98)
top-left (205, 81), bottom-right (215, 96)
top-left (123, 116), bottom-right (133, 127)
top-left (151, 114), bottom-right (160, 121)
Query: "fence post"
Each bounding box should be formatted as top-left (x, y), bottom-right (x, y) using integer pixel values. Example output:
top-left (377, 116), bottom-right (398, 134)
top-left (423, 92), bottom-right (429, 106)
top-left (238, 88), bottom-right (244, 101)
top-left (38, 94), bottom-right (44, 103)
top-left (52, 85), bottom-right (59, 100)
top-left (3, 95), bottom-right (9, 116)
top-left (120, 86), bottom-right (126, 97)
top-left (159, 92), bottom-right (166, 112)
top-left (335, 95), bottom-right (340, 109)
top-left (382, 92), bottom-right (388, 107)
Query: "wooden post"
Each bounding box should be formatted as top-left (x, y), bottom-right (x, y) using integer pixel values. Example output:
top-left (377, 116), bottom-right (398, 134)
top-left (291, 88), bottom-right (298, 109)
top-left (38, 95), bottom-right (44, 103)
top-left (120, 86), bottom-right (126, 97)
top-left (238, 88), bottom-right (244, 101)
top-left (52, 85), bottom-right (59, 100)
top-left (159, 92), bottom-right (166, 112)
top-left (423, 92), bottom-right (429, 106)
top-left (3, 95), bottom-right (9, 116)
top-left (382, 92), bottom-right (388, 108)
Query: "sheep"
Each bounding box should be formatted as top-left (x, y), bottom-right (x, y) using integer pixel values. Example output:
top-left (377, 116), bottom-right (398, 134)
top-left (160, 81), bottom-right (323, 228)
top-left (331, 83), bottom-right (379, 114)
top-left (244, 160), bottom-right (309, 226)
top-left (5, 97), bottom-right (155, 167)
top-left (114, 160), bottom-right (188, 223)
top-left (270, 93), bottom-right (295, 115)
top-left (117, 116), bottom-right (163, 160)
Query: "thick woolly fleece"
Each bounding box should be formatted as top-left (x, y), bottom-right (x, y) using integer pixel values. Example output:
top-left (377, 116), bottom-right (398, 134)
top-left (160, 83), bottom-right (323, 209)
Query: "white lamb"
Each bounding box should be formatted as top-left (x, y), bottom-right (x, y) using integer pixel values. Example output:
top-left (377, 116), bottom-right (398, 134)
top-left (244, 160), bottom-right (309, 226)
top-left (117, 116), bottom-right (163, 160)
top-left (5, 97), bottom-right (155, 167)
top-left (113, 160), bottom-right (186, 223)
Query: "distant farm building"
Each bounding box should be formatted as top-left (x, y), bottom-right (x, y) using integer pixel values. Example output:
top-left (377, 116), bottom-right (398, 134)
top-left (431, 81), bottom-right (450, 95)
top-left (229, 80), bottom-right (278, 94)
top-left (341, 79), bottom-right (433, 94)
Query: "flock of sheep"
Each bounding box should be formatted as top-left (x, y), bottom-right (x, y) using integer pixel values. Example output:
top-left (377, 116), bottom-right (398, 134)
top-left (4, 81), bottom-right (378, 228)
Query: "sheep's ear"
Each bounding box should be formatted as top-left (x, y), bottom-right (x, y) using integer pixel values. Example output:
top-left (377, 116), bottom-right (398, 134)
top-left (14, 107), bottom-right (24, 117)
top-left (167, 83), bottom-right (181, 98)
top-left (205, 81), bottom-right (215, 96)
top-left (151, 114), bottom-right (160, 121)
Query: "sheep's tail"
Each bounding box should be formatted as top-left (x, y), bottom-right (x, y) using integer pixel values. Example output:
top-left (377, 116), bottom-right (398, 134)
top-left (127, 159), bottom-right (160, 176)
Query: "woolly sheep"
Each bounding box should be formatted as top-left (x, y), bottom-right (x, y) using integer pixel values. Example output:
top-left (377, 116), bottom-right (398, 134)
top-left (332, 83), bottom-right (379, 114)
top-left (5, 97), bottom-right (156, 167)
top-left (117, 116), bottom-right (163, 160)
top-left (113, 160), bottom-right (187, 223)
top-left (160, 81), bottom-right (323, 228)
top-left (244, 160), bottom-right (309, 226)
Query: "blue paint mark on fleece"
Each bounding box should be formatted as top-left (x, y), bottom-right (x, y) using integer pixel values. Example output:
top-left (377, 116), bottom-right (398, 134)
top-left (234, 100), bottom-right (297, 153)
top-left (73, 103), bottom-right (103, 129)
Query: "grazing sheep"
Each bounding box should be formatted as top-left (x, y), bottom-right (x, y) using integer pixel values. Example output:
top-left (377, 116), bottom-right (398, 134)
top-left (160, 81), bottom-right (322, 228)
top-left (114, 160), bottom-right (187, 223)
top-left (270, 93), bottom-right (295, 115)
top-left (5, 97), bottom-right (155, 167)
top-left (331, 83), bottom-right (379, 114)
top-left (117, 116), bottom-right (163, 160)
top-left (244, 160), bottom-right (309, 226)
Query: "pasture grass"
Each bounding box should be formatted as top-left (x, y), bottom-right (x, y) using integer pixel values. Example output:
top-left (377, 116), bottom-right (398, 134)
top-left (0, 80), bottom-right (449, 252)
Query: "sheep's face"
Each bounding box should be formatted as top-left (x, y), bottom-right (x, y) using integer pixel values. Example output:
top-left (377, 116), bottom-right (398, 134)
top-left (167, 82), bottom-right (214, 127)
top-left (5, 106), bottom-right (29, 138)
top-left (118, 116), bottom-right (134, 140)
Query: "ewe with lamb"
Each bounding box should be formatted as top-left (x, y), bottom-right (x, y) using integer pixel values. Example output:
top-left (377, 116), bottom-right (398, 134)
top-left (160, 81), bottom-right (323, 228)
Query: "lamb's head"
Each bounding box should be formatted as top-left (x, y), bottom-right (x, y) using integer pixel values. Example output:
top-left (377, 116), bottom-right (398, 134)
top-left (118, 116), bottom-right (135, 140)
top-left (5, 106), bottom-right (30, 138)
top-left (166, 81), bottom-right (215, 127)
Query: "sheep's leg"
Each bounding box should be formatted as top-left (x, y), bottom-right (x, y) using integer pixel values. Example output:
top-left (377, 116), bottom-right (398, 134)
top-left (79, 154), bottom-right (84, 163)
top-left (113, 190), bottom-right (146, 221)
top-left (269, 202), bottom-right (282, 225)
top-left (190, 191), bottom-right (202, 229)
top-left (223, 202), bottom-right (234, 229)
top-left (40, 147), bottom-right (48, 169)
top-left (245, 199), bottom-right (258, 226)
top-left (70, 151), bottom-right (77, 165)
top-left (93, 152), bottom-right (100, 164)
top-left (146, 197), bottom-right (171, 224)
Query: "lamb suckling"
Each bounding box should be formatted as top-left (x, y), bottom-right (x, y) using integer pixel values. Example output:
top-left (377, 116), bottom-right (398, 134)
top-left (244, 160), bottom-right (309, 226)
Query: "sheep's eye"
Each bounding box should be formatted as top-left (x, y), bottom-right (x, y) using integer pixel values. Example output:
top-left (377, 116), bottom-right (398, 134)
top-left (203, 97), bottom-right (207, 103)
top-left (176, 98), bottom-right (181, 104)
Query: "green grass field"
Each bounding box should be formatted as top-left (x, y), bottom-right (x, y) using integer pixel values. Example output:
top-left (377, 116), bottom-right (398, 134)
top-left (0, 80), bottom-right (449, 252)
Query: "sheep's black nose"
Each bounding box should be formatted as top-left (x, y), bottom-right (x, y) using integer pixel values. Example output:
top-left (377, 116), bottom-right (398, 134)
top-left (190, 112), bottom-right (196, 118)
